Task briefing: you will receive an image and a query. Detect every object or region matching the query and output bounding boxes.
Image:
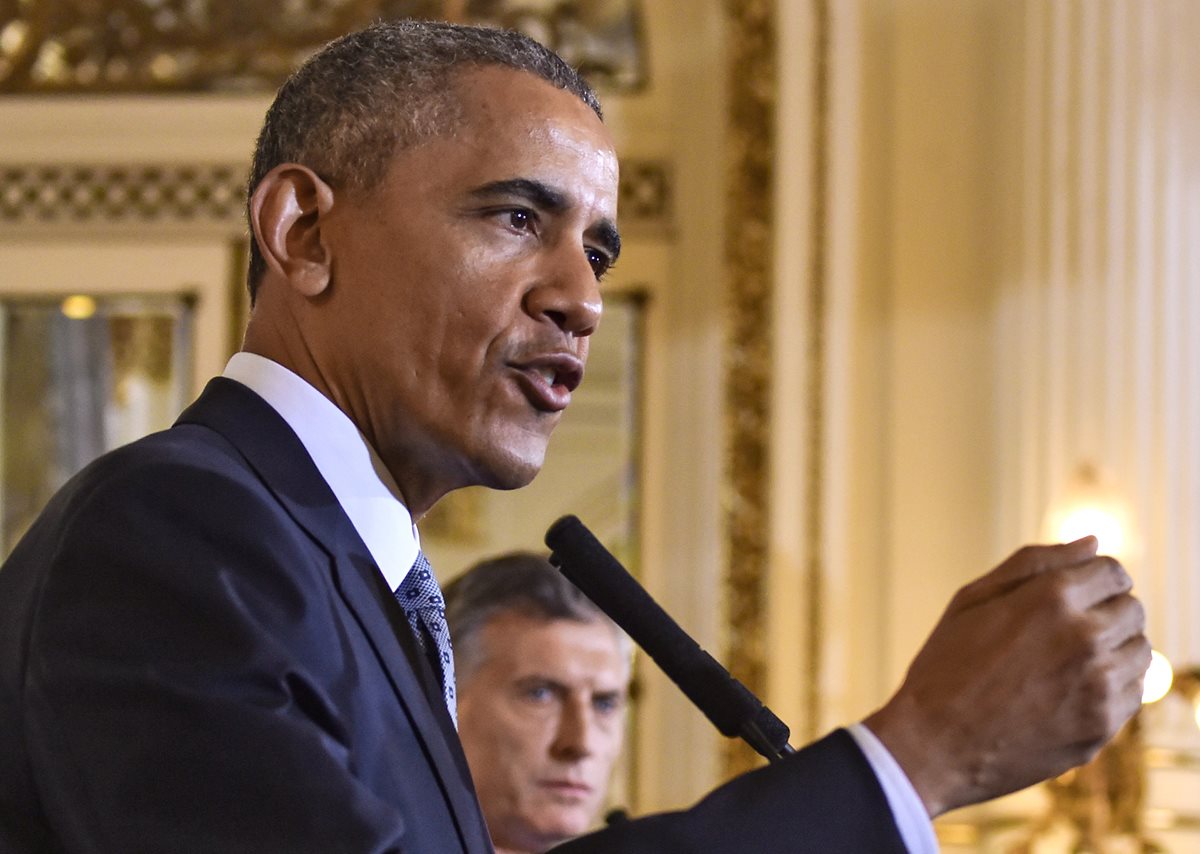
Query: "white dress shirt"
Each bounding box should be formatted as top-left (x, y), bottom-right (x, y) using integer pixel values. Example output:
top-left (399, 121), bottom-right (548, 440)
top-left (222, 353), bottom-right (937, 852)
top-left (223, 352), bottom-right (420, 592)
top-left (847, 723), bottom-right (939, 852)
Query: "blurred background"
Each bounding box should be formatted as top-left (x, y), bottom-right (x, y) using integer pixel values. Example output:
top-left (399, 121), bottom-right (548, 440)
top-left (2, 1), bottom-right (1198, 849)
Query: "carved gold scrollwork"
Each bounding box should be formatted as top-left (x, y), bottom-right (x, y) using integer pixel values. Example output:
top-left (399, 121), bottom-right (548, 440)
top-left (0, 0), bottom-right (645, 92)
top-left (722, 0), bottom-right (829, 779)
top-left (721, 0), bottom-right (776, 780)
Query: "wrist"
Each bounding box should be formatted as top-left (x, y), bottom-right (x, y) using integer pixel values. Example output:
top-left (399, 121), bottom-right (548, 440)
top-left (863, 694), bottom-right (962, 818)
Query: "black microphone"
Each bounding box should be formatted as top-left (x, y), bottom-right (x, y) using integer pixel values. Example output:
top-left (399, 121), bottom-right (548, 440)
top-left (545, 514), bottom-right (794, 762)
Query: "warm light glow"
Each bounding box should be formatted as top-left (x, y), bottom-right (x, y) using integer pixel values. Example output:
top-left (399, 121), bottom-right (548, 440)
top-left (1142, 650), bottom-right (1174, 704)
top-left (1054, 506), bottom-right (1125, 556)
top-left (1194, 697), bottom-right (1200, 730)
top-left (60, 295), bottom-right (97, 320)
top-left (1043, 464), bottom-right (1137, 561)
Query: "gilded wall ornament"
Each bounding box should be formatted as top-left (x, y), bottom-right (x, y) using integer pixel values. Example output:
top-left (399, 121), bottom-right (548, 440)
top-left (721, 0), bottom-right (777, 779)
top-left (722, 0), bottom-right (830, 778)
top-left (0, 157), bottom-right (669, 234)
top-left (0, 0), bottom-right (645, 92)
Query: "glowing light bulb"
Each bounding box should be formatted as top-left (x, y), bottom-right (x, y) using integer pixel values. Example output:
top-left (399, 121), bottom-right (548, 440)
top-left (60, 295), bottom-right (97, 320)
top-left (1055, 506), bottom-right (1126, 557)
top-left (1142, 650), bottom-right (1174, 704)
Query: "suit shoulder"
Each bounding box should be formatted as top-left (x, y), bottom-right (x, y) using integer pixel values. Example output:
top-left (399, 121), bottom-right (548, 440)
top-left (9, 421), bottom-right (322, 596)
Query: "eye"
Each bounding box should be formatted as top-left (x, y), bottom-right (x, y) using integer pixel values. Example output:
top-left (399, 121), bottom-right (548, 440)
top-left (592, 692), bottom-right (623, 715)
top-left (521, 682), bottom-right (555, 704)
top-left (586, 248), bottom-right (614, 280)
top-left (506, 209), bottom-right (535, 232)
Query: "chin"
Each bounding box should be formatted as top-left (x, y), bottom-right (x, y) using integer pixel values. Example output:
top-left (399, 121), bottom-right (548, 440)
top-left (472, 441), bottom-right (548, 491)
top-left (515, 817), bottom-right (591, 853)
top-left (539, 803), bottom-right (595, 836)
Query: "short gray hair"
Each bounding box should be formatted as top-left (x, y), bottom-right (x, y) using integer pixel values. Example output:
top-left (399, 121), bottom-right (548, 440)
top-left (444, 550), bottom-right (629, 682)
top-left (245, 19), bottom-right (602, 299)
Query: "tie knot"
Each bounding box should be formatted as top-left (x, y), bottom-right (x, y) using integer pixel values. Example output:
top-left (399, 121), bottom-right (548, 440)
top-left (397, 553), bottom-right (444, 609)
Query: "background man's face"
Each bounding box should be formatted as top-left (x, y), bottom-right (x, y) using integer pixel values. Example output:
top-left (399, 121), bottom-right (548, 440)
top-left (456, 612), bottom-right (629, 852)
top-left (316, 66), bottom-right (619, 511)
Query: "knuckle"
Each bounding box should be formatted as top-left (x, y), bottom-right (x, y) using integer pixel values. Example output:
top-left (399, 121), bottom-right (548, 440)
top-left (1100, 555), bottom-right (1131, 588)
top-left (1132, 634), bottom-right (1153, 667)
top-left (948, 584), bottom-right (973, 609)
top-left (1069, 626), bottom-right (1104, 666)
top-left (1011, 544), bottom-right (1042, 567)
top-left (1079, 674), bottom-right (1121, 736)
top-left (1130, 598), bottom-right (1147, 631)
top-left (1039, 574), bottom-right (1077, 618)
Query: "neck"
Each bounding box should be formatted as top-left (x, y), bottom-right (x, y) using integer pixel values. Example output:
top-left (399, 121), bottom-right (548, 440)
top-left (241, 302), bottom-right (458, 517)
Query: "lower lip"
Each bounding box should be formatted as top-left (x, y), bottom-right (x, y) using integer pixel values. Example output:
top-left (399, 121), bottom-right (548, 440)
top-left (540, 782), bottom-right (592, 798)
top-left (510, 368), bottom-right (572, 412)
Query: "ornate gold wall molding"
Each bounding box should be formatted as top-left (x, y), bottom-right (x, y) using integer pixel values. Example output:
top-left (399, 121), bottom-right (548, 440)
top-left (0, 157), bottom-right (671, 235)
top-left (0, 1), bottom-right (646, 93)
top-left (721, 0), bottom-right (776, 779)
top-left (722, 0), bottom-right (830, 777)
top-left (0, 163), bottom-right (245, 229)
top-left (801, 0), bottom-right (829, 746)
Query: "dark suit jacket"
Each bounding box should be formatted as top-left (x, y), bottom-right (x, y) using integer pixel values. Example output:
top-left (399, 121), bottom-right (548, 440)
top-left (0, 378), bottom-right (906, 853)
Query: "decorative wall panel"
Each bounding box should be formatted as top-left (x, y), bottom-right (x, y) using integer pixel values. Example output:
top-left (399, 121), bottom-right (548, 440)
top-left (0, 157), bottom-right (671, 235)
top-left (0, 0), bottom-right (646, 93)
top-left (721, 0), bottom-right (776, 779)
top-left (991, 1), bottom-right (1200, 845)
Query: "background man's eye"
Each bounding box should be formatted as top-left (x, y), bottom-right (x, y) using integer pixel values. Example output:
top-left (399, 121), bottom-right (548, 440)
top-left (593, 694), bottom-right (621, 714)
top-left (523, 685), bottom-right (552, 702)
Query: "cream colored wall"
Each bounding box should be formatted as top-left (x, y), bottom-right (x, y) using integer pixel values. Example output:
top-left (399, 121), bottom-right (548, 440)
top-left (769, 0), bottom-right (1200, 849)
top-left (769, 0), bottom-right (1012, 740)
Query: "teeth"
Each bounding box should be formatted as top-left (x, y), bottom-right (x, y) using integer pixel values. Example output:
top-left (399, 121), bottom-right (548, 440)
top-left (535, 367), bottom-right (556, 385)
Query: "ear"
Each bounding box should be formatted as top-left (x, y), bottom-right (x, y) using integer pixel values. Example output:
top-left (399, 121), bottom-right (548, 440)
top-left (249, 164), bottom-right (336, 298)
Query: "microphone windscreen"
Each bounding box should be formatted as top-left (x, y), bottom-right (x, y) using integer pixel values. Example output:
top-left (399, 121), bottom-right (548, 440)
top-left (545, 515), bottom-right (759, 738)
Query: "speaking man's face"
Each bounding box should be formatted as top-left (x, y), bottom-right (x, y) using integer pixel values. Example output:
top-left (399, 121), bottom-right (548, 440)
top-left (317, 66), bottom-right (619, 514)
top-left (456, 612), bottom-right (629, 852)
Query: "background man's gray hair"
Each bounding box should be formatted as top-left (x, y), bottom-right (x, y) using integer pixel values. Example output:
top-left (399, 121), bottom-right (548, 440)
top-left (245, 19), bottom-right (603, 299)
top-left (444, 550), bottom-right (630, 683)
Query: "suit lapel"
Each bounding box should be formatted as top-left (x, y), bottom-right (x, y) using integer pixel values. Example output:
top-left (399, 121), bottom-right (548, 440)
top-left (176, 378), bottom-right (490, 852)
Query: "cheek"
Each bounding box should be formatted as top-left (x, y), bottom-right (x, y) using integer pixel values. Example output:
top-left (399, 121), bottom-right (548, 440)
top-left (480, 709), bottom-right (554, 778)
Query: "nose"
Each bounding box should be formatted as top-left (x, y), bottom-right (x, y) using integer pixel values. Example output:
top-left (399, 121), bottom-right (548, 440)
top-left (550, 696), bottom-right (596, 762)
top-left (523, 245), bottom-right (603, 338)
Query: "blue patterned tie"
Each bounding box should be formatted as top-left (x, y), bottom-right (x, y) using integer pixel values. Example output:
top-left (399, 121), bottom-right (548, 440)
top-left (395, 552), bottom-right (457, 726)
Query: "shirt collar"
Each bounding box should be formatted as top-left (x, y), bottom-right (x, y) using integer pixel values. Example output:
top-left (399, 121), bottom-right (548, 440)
top-left (222, 352), bottom-right (419, 591)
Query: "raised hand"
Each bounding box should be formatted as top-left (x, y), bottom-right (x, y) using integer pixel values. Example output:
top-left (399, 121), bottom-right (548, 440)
top-left (864, 536), bottom-right (1151, 817)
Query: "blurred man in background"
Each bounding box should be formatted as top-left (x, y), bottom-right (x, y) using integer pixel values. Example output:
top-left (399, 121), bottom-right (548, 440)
top-left (446, 552), bottom-right (631, 853)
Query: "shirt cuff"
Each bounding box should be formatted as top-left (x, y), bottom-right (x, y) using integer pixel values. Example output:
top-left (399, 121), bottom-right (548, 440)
top-left (846, 722), bottom-right (939, 854)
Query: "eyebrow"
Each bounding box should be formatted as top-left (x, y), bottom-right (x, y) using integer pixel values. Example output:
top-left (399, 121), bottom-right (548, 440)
top-left (470, 178), bottom-right (622, 263)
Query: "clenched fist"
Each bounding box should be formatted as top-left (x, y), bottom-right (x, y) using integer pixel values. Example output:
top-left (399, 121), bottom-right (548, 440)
top-left (864, 536), bottom-right (1151, 816)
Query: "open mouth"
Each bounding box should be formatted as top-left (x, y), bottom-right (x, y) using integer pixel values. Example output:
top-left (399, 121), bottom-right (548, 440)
top-left (509, 354), bottom-right (584, 412)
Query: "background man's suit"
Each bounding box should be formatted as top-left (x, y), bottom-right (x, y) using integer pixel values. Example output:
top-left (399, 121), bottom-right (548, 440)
top-left (0, 378), bottom-right (906, 852)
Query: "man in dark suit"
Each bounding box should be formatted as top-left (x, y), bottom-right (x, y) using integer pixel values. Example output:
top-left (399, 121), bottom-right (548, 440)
top-left (0, 20), bottom-right (1150, 853)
